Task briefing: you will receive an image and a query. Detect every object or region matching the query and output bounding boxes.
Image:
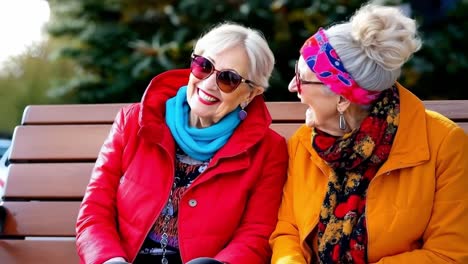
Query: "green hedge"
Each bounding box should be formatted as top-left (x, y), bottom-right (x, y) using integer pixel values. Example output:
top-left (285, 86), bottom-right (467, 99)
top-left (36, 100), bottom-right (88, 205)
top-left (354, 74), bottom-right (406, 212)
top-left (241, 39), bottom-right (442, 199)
top-left (46, 0), bottom-right (468, 103)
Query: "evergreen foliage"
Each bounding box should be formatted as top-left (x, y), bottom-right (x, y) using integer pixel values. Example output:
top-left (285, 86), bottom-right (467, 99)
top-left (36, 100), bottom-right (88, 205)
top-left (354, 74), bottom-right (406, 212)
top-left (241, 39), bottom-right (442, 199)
top-left (46, 0), bottom-right (468, 103)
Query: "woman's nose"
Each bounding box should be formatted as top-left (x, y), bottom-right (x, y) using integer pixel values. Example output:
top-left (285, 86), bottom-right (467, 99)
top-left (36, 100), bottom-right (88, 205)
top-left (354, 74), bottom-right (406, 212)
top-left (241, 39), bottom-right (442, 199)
top-left (200, 72), bottom-right (218, 90)
top-left (288, 77), bottom-right (297, 93)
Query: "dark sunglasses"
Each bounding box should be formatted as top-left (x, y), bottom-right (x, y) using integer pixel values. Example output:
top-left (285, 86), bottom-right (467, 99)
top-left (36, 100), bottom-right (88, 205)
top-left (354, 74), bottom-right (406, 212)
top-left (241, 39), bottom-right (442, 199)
top-left (295, 61), bottom-right (323, 94)
top-left (190, 53), bottom-right (257, 93)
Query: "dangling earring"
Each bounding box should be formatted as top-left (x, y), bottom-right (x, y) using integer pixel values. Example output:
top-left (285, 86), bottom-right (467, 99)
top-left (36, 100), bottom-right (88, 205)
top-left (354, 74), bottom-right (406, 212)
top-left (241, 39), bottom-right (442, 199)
top-left (239, 102), bottom-right (248, 121)
top-left (339, 111), bottom-right (347, 130)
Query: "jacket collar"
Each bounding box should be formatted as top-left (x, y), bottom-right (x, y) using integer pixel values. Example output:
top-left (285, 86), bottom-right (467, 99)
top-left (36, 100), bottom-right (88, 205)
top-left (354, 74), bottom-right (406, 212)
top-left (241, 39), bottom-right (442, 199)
top-left (137, 69), bottom-right (272, 161)
top-left (379, 83), bottom-right (430, 173)
top-left (137, 69), bottom-right (189, 154)
top-left (297, 83), bottom-right (430, 173)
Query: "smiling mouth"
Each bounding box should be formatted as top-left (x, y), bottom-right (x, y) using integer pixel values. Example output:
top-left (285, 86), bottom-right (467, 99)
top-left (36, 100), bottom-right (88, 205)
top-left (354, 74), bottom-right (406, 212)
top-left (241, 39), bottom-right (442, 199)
top-left (198, 88), bottom-right (219, 105)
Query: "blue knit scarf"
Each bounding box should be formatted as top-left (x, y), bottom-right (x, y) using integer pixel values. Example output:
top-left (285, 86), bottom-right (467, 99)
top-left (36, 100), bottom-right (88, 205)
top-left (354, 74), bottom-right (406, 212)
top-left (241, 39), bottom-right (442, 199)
top-left (165, 86), bottom-right (241, 161)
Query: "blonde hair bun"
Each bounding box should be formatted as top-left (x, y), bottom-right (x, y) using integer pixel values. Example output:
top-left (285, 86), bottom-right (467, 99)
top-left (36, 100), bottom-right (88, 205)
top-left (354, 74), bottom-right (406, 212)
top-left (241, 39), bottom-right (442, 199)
top-left (350, 4), bottom-right (422, 71)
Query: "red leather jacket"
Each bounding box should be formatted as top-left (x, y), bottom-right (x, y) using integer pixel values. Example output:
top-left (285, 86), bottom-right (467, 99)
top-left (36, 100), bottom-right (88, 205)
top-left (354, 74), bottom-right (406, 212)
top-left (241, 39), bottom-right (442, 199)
top-left (76, 69), bottom-right (288, 264)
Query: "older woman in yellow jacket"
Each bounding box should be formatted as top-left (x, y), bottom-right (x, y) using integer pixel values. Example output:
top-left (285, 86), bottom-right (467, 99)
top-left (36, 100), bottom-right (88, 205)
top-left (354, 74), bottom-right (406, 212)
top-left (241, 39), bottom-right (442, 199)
top-left (270, 3), bottom-right (468, 264)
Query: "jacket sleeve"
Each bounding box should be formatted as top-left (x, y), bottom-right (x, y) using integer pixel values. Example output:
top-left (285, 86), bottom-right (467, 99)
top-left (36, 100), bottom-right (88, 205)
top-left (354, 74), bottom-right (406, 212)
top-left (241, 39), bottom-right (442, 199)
top-left (214, 133), bottom-right (288, 264)
top-left (76, 107), bottom-right (130, 264)
top-left (270, 134), bottom-right (308, 264)
top-left (374, 126), bottom-right (468, 264)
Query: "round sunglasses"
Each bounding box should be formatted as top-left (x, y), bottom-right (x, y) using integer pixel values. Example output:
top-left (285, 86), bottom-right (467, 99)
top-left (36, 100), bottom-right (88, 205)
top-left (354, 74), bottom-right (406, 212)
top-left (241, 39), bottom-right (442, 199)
top-left (295, 61), bottom-right (323, 94)
top-left (190, 53), bottom-right (257, 93)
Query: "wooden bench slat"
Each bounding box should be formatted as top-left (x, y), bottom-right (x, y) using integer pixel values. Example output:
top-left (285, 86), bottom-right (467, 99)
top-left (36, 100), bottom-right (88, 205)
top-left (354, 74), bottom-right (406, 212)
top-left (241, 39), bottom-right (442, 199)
top-left (267, 102), bottom-right (308, 122)
top-left (9, 125), bottom-right (111, 161)
top-left (460, 123), bottom-right (468, 134)
top-left (8, 122), bottom-right (468, 162)
top-left (270, 123), bottom-right (303, 139)
top-left (22, 103), bottom-right (127, 125)
top-left (8, 124), bottom-right (299, 162)
top-left (1, 202), bottom-right (80, 236)
top-left (0, 240), bottom-right (78, 264)
top-left (423, 101), bottom-right (468, 121)
top-left (3, 163), bottom-right (93, 200)
top-left (21, 103), bottom-right (309, 124)
top-left (20, 101), bottom-right (468, 125)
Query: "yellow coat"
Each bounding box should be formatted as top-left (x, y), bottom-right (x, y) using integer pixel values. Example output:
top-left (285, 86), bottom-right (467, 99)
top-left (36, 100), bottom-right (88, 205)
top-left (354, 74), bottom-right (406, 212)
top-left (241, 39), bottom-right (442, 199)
top-left (270, 85), bottom-right (468, 264)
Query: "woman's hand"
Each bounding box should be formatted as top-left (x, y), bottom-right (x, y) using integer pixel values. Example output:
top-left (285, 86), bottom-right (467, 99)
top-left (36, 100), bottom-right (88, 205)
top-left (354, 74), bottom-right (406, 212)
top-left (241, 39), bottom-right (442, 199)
top-left (185, 257), bottom-right (225, 264)
top-left (103, 257), bottom-right (130, 264)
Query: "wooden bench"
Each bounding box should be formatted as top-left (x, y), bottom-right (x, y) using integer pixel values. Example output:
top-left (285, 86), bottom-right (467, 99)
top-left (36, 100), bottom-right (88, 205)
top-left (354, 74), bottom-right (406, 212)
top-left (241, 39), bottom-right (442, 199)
top-left (0, 100), bottom-right (467, 264)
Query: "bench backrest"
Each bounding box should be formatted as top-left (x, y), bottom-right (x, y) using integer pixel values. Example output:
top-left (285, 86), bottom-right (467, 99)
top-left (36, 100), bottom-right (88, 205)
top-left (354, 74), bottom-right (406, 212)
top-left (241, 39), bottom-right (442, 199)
top-left (0, 100), bottom-right (467, 264)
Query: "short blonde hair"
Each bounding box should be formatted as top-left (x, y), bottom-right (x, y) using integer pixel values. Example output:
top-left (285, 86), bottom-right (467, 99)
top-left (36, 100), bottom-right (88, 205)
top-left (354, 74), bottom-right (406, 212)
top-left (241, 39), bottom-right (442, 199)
top-left (193, 22), bottom-right (275, 89)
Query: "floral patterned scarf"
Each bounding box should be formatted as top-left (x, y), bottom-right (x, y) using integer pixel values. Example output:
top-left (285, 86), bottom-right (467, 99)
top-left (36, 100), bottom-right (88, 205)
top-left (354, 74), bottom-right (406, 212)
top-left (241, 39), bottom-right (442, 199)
top-left (313, 87), bottom-right (400, 264)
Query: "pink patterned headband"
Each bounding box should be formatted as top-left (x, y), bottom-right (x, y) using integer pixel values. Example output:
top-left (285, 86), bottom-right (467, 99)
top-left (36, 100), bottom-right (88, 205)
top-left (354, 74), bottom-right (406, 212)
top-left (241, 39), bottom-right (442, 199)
top-left (300, 28), bottom-right (380, 105)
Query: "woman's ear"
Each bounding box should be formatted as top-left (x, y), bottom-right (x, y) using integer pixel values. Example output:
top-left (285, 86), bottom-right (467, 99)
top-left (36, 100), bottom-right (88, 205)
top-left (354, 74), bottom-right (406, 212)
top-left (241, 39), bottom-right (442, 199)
top-left (247, 86), bottom-right (264, 101)
top-left (337, 96), bottom-right (351, 113)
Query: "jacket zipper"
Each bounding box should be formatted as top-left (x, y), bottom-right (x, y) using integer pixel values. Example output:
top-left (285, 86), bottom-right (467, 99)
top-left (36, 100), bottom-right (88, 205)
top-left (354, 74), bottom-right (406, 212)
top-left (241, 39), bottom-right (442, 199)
top-left (177, 150), bottom-right (248, 262)
top-left (130, 144), bottom-right (175, 263)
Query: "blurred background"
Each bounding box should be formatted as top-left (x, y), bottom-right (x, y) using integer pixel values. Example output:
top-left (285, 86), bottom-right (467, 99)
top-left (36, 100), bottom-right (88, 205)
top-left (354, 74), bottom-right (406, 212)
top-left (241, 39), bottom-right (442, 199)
top-left (0, 0), bottom-right (467, 138)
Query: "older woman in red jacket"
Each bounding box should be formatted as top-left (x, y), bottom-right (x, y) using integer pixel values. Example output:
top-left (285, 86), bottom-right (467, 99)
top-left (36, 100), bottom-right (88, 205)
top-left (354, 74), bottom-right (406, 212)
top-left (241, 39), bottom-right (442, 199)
top-left (76, 22), bottom-right (288, 264)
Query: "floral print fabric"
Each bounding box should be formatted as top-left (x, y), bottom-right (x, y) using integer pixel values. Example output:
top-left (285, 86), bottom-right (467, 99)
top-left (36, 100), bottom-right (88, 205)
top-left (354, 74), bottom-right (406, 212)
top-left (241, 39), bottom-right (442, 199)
top-left (312, 87), bottom-right (400, 263)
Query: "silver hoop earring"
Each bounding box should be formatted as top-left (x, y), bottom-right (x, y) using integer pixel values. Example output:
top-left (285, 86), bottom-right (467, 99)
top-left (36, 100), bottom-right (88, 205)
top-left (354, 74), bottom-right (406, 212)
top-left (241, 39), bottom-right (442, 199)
top-left (339, 111), bottom-right (347, 130)
top-left (239, 102), bottom-right (248, 120)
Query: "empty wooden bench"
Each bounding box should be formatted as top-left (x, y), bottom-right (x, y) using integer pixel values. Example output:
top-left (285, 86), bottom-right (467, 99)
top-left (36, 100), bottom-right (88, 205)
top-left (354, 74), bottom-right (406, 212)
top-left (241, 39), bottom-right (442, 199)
top-left (0, 100), bottom-right (467, 264)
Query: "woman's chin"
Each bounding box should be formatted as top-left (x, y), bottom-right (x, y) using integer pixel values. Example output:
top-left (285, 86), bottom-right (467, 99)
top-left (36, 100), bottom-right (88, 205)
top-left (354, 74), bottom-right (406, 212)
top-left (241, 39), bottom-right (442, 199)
top-left (305, 108), bottom-right (316, 127)
top-left (305, 119), bottom-right (316, 128)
